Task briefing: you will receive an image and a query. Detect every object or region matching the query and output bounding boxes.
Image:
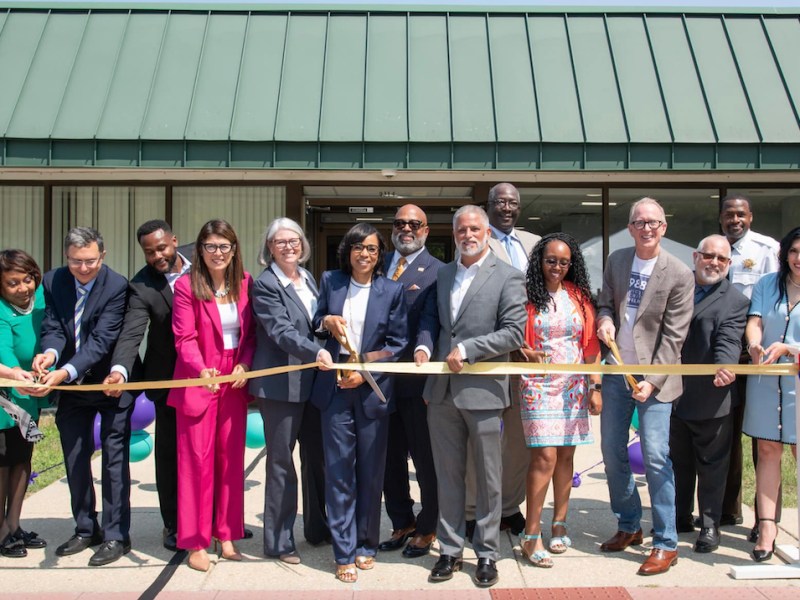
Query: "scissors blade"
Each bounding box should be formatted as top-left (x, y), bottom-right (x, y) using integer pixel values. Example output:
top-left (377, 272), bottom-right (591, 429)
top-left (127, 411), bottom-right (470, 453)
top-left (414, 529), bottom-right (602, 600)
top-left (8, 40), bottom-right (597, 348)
top-left (360, 367), bottom-right (388, 403)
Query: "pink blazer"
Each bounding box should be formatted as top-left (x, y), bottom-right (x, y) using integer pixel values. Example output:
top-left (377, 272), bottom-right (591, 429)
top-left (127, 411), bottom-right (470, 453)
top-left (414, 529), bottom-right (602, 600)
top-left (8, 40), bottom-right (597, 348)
top-left (167, 273), bottom-right (256, 417)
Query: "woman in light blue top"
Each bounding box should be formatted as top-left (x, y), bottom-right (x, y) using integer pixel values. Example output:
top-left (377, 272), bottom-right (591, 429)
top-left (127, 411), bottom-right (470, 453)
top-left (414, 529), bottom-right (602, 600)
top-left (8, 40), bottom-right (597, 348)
top-left (743, 226), bottom-right (800, 562)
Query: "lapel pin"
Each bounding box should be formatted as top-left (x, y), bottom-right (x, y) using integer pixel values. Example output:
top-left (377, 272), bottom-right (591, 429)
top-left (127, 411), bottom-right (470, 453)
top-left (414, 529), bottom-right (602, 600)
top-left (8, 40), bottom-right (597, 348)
top-left (417, 266), bottom-right (425, 272)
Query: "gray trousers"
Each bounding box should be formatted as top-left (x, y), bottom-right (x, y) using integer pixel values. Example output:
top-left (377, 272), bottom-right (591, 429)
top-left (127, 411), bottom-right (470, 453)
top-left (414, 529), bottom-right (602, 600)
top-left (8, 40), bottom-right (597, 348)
top-left (428, 394), bottom-right (503, 561)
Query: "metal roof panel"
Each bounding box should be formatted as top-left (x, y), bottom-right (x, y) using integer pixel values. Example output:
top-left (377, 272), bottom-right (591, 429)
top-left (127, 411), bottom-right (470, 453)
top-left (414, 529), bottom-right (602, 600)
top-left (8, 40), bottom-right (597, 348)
top-left (487, 15), bottom-right (539, 142)
top-left (646, 15), bottom-right (715, 143)
top-left (726, 16), bottom-right (800, 142)
top-left (229, 13), bottom-right (287, 141)
top-left (408, 15), bottom-right (451, 142)
top-left (274, 14), bottom-right (327, 142)
top-left (319, 15), bottom-right (366, 142)
top-left (449, 15), bottom-right (495, 142)
top-left (185, 13), bottom-right (248, 140)
top-left (567, 15), bottom-right (627, 143)
top-left (52, 13), bottom-right (128, 139)
top-left (363, 14), bottom-right (408, 142)
top-left (685, 16), bottom-right (760, 143)
top-left (763, 18), bottom-right (800, 125)
top-left (606, 15), bottom-right (672, 143)
top-left (6, 12), bottom-right (87, 138)
top-left (0, 11), bottom-right (47, 136)
top-left (96, 12), bottom-right (168, 140)
top-left (528, 15), bottom-right (583, 143)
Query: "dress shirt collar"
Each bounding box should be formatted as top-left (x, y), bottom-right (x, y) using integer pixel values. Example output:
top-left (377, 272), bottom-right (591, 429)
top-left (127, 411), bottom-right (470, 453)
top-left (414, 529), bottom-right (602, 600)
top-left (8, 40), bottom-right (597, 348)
top-left (270, 261), bottom-right (308, 288)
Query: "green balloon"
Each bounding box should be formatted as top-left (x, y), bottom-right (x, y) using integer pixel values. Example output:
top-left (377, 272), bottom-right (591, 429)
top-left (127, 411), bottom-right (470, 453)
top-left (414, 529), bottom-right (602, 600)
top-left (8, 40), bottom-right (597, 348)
top-left (245, 411), bottom-right (266, 449)
top-left (630, 411), bottom-right (640, 431)
top-left (129, 430), bottom-right (154, 462)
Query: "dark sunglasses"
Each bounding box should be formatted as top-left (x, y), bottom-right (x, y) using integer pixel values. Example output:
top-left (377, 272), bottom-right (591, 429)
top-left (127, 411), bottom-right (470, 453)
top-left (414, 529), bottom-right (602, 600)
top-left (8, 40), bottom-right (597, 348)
top-left (393, 219), bottom-right (426, 231)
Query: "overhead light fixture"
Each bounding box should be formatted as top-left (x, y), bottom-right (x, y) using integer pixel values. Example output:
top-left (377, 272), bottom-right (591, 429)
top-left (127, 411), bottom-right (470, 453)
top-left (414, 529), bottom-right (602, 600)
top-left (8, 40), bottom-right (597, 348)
top-left (710, 194), bottom-right (719, 199)
top-left (580, 202), bottom-right (617, 206)
top-left (356, 217), bottom-right (383, 222)
top-left (528, 216), bottom-right (542, 221)
top-left (585, 193), bottom-right (602, 198)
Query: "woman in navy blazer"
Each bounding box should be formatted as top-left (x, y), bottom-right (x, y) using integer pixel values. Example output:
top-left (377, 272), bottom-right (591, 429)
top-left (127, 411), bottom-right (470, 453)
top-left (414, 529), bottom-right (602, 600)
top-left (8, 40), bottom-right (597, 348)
top-left (312, 223), bottom-right (407, 583)
top-left (248, 218), bottom-right (332, 564)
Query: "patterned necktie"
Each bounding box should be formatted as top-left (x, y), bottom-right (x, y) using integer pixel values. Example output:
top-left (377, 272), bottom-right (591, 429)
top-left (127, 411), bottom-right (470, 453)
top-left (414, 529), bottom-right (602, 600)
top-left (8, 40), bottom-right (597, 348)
top-left (503, 235), bottom-right (521, 270)
top-left (391, 257), bottom-right (407, 281)
top-left (74, 286), bottom-right (88, 353)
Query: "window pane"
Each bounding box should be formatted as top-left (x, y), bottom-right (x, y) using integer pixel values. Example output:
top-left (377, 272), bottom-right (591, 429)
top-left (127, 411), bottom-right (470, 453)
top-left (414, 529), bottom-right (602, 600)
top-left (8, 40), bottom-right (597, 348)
top-left (518, 187), bottom-right (604, 293)
top-left (609, 189), bottom-right (720, 270)
top-left (727, 188), bottom-right (800, 244)
top-left (0, 186), bottom-right (45, 268)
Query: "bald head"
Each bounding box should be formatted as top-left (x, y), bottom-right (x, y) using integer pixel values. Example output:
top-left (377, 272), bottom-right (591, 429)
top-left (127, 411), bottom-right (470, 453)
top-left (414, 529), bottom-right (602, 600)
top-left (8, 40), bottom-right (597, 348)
top-left (392, 204), bottom-right (429, 256)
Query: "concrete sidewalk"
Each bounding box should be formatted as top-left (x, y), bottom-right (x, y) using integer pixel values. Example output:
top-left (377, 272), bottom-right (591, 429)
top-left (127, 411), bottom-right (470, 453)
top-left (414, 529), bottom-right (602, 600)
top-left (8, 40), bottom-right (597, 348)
top-left (1, 415), bottom-right (798, 595)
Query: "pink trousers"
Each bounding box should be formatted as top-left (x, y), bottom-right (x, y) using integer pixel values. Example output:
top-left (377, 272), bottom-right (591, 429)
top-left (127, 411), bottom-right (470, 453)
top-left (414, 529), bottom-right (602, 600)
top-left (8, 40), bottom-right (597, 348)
top-left (175, 349), bottom-right (247, 550)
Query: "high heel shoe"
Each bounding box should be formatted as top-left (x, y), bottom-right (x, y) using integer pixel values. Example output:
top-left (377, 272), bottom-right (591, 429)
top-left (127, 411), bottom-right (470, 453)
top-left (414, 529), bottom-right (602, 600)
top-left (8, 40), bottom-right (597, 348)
top-left (213, 538), bottom-right (242, 561)
top-left (752, 518), bottom-right (777, 562)
top-left (187, 549), bottom-right (210, 572)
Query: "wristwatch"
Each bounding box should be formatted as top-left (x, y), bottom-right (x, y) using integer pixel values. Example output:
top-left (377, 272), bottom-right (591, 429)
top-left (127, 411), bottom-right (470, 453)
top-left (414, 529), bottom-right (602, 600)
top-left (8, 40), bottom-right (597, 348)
top-left (588, 382), bottom-right (602, 392)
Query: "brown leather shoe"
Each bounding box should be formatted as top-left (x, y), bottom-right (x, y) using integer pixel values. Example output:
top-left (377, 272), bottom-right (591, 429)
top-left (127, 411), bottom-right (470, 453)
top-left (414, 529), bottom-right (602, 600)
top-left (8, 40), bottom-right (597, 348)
top-left (600, 529), bottom-right (644, 552)
top-left (378, 524), bottom-right (416, 552)
top-left (637, 548), bottom-right (678, 575)
top-left (402, 533), bottom-right (436, 558)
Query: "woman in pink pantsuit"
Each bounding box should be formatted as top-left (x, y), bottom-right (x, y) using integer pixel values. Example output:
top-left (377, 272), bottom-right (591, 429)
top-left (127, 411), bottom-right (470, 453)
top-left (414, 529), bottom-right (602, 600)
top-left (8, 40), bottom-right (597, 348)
top-left (168, 219), bottom-right (256, 572)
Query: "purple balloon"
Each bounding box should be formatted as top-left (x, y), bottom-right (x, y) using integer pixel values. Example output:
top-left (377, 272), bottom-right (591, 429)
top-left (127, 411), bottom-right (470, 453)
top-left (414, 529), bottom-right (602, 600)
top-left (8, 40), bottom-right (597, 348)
top-left (130, 393), bottom-right (156, 431)
top-left (628, 441), bottom-right (646, 475)
top-left (572, 472), bottom-right (582, 488)
top-left (93, 413), bottom-right (101, 451)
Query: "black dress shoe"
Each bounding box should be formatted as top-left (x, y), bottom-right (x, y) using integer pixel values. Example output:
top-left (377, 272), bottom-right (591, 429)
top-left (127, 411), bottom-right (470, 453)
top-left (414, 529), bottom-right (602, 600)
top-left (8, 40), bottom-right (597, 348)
top-left (402, 533), bottom-right (435, 558)
top-left (0, 533), bottom-right (27, 558)
top-left (15, 528), bottom-right (47, 549)
top-left (429, 555), bottom-right (462, 582)
top-left (55, 533), bottom-right (103, 556)
top-left (720, 514), bottom-right (743, 527)
top-left (473, 557), bottom-right (498, 588)
top-left (378, 524), bottom-right (416, 551)
top-left (88, 540), bottom-right (131, 566)
top-left (500, 511), bottom-right (526, 536)
top-left (243, 528), bottom-right (253, 539)
top-left (676, 516), bottom-right (695, 533)
top-left (162, 529), bottom-right (179, 552)
top-left (465, 520), bottom-right (476, 543)
top-left (694, 527), bottom-right (720, 553)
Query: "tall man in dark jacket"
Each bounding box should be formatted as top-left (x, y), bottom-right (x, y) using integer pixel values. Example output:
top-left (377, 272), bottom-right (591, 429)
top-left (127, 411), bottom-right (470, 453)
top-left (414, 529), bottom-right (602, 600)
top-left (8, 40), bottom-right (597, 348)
top-left (378, 204), bottom-right (443, 558)
top-left (102, 220), bottom-right (191, 552)
top-left (670, 234), bottom-right (749, 554)
top-left (33, 227), bottom-right (130, 566)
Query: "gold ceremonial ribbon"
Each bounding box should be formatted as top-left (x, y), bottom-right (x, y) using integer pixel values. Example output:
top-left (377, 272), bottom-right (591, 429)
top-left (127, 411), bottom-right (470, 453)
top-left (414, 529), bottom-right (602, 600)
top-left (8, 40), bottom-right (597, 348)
top-left (0, 361), bottom-right (796, 393)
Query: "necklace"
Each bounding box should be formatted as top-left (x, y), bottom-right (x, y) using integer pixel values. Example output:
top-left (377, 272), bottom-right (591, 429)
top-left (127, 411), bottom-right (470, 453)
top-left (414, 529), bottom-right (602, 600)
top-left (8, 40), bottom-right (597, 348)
top-left (213, 285), bottom-right (230, 299)
top-left (10, 298), bottom-right (34, 316)
top-left (789, 276), bottom-right (800, 289)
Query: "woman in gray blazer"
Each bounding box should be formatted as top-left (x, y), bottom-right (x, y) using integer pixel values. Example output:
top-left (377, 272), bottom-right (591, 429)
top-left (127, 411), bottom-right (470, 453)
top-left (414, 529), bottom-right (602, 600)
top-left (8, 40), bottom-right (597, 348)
top-left (248, 218), bottom-right (332, 564)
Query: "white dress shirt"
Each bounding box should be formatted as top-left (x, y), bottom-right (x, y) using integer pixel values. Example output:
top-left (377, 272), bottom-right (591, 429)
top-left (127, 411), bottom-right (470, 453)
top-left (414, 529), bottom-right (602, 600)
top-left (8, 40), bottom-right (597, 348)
top-left (729, 229), bottom-right (780, 299)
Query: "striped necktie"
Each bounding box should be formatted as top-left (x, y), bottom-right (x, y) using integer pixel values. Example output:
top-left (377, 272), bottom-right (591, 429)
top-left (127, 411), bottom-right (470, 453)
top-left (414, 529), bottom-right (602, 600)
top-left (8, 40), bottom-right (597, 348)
top-left (74, 286), bottom-right (88, 353)
top-left (391, 257), bottom-right (407, 281)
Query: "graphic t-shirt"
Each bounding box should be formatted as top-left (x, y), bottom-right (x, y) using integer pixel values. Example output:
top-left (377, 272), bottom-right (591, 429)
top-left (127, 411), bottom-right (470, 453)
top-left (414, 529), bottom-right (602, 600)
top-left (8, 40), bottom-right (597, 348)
top-left (617, 255), bottom-right (657, 365)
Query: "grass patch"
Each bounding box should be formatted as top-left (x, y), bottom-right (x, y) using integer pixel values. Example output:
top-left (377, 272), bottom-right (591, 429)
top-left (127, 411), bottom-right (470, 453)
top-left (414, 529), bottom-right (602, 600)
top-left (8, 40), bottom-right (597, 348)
top-left (742, 434), bottom-right (797, 509)
top-left (27, 411), bottom-right (65, 497)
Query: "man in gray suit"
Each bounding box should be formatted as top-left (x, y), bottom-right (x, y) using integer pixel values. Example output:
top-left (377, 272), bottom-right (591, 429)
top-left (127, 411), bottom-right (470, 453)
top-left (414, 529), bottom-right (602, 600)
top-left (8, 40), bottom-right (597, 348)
top-left (415, 205), bottom-right (526, 588)
top-left (671, 234), bottom-right (748, 554)
top-left (596, 197), bottom-right (693, 576)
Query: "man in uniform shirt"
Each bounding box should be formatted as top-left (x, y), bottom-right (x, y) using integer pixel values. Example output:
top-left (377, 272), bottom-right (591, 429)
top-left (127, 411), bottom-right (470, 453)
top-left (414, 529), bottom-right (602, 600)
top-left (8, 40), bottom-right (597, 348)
top-left (718, 194), bottom-right (780, 540)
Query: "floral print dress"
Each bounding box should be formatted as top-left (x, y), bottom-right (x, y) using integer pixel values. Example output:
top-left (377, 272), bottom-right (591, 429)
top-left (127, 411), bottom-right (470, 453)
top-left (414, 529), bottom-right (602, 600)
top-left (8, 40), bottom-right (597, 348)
top-left (520, 287), bottom-right (593, 447)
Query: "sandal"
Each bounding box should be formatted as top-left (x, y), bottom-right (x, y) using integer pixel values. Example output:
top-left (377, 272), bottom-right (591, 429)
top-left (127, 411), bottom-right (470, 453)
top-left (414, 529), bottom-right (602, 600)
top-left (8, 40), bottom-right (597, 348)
top-left (15, 528), bottom-right (47, 549)
top-left (336, 563), bottom-right (358, 583)
top-left (549, 521), bottom-right (572, 555)
top-left (520, 533), bottom-right (553, 568)
top-left (355, 555), bottom-right (375, 570)
top-left (753, 518), bottom-right (777, 562)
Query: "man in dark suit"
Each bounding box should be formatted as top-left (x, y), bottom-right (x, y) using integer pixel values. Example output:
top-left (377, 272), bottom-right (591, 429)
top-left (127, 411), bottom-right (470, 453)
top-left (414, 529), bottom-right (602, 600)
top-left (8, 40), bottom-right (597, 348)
top-left (416, 205), bottom-right (526, 588)
top-left (596, 198), bottom-right (694, 576)
top-left (670, 234), bottom-right (749, 554)
top-left (32, 227), bottom-right (130, 566)
top-left (101, 220), bottom-right (191, 552)
top-left (377, 204), bottom-right (443, 558)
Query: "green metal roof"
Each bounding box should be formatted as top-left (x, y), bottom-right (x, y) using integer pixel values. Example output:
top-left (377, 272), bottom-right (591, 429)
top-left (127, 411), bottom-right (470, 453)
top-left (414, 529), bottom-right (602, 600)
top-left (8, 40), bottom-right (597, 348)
top-left (1, 8), bottom-right (799, 170)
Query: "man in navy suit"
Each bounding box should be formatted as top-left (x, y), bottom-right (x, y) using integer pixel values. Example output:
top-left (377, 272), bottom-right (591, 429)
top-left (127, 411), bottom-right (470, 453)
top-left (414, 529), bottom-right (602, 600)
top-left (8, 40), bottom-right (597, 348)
top-left (378, 205), bottom-right (443, 558)
top-left (32, 227), bottom-right (130, 566)
top-left (670, 234), bottom-right (749, 554)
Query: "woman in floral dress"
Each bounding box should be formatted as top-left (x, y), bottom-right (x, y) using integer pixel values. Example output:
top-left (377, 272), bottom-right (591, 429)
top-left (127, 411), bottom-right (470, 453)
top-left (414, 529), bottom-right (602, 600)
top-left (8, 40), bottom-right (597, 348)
top-left (518, 233), bottom-right (602, 567)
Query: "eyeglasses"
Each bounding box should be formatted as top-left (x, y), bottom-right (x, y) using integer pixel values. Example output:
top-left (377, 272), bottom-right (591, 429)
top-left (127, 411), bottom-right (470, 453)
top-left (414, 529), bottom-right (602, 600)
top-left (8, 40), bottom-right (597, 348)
top-left (543, 258), bottom-right (572, 268)
top-left (698, 252), bottom-right (731, 265)
top-left (630, 219), bottom-right (664, 230)
top-left (393, 219), bottom-right (426, 231)
top-left (67, 257), bottom-right (101, 268)
top-left (272, 238), bottom-right (301, 250)
top-left (489, 199), bottom-right (520, 209)
top-left (351, 243), bottom-right (379, 255)
top-left (202, 243), bottom-right (234, 254)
